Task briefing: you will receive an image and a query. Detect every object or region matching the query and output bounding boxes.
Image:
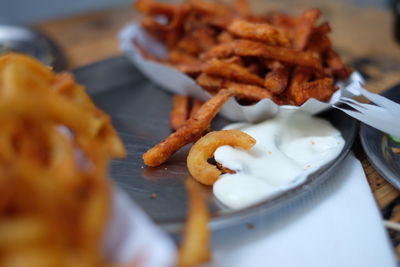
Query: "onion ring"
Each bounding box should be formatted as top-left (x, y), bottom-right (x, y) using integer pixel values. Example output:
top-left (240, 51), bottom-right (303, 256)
top-left (187, 130), bottom-right (255, 185)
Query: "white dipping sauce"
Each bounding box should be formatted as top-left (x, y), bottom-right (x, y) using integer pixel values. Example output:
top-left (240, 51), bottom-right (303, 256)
top-left (213, 110), bottom-right (345, 209)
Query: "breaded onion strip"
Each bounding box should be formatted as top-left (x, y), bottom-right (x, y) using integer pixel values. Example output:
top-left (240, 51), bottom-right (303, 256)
top-left (143, 89), bottom-right (233, 167)
top-left (227, 19), bottom-right (289, 46)
top-left (205, 40), bottom-right (323, 70)
top-left (204, 58), bottom-right (265, 86)
top-left (170, 95), bottom-right (190, 130)
top-left (187, 130), bottom-right (256, 185)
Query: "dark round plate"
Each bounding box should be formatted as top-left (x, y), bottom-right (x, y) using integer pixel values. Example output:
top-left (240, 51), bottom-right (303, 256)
top-left (74, 56), bottom-right (357, 234)
top-left (360, 84), bottom-right (400, 189)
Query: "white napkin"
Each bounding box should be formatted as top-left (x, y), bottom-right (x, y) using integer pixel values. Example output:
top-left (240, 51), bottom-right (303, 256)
top-left (209, 153), bottom-right (397, 267)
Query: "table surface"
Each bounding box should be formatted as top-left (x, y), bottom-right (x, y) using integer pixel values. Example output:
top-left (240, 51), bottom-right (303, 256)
top-left (36, 0), bottom-right (400, 257)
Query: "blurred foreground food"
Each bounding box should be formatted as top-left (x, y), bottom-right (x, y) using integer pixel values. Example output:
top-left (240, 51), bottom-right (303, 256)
top-left (178, 179), bottom-right (211, 267)
top-left (0, 53), bottom-right (125, 267)
top-left (0, 53), bottom-right (213, 267)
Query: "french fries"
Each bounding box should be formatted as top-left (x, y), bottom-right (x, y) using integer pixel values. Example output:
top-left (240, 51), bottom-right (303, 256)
top-left (138, 0), bottom-right (351, 170)
top-left (178, 179), bottom-right (211, 267)
top-left (204, 58), bottom-right (265, 87)
top-left (227, 19), bottom-right (290, 46)
top-left (197, 73), bottom-right (276, 103)
top-left (135, 0), bottom-right (351, 109)
top-left (189, 99), bottom-right (203, 118)
top-left (171, 95), bottom-right (190, 130)
top-left (264, 61), bottom-right (290, 95)
top-left (143, 89), bottom-right (233, 167)
top-left (0, 53), bottom-right (125, 267)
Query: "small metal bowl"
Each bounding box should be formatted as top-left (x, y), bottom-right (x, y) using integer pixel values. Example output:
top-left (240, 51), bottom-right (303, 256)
top-left (0, 24), bottom-right (66, 71)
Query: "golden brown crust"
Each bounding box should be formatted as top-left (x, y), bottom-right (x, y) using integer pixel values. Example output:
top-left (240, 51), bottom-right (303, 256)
top-left (187, 130), bottom-right (255, 185)
top-left (143, 89), bottom-right (233, 167)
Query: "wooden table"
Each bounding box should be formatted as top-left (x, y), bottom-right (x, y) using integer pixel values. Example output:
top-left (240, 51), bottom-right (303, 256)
top-left (36, 0), bottom-right (400, 257)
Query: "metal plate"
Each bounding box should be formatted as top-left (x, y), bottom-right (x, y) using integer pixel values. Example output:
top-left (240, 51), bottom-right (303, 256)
top-left (73, 56), bottom-right (357, 234)
top-left (360, 84), bottom-right (400, 189)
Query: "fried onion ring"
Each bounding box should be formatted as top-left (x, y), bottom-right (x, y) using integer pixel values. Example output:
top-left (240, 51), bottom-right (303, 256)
top-left (187, 130), bottom-right (255, 185)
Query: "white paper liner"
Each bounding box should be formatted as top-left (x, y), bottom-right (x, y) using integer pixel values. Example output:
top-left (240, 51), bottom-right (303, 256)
top-left (119, 22), bottom-right (364, 122)
top-left (103, 186), bottom-right (176, 267)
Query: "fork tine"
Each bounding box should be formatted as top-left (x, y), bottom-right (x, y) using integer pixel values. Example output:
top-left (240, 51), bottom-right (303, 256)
top-left (332, 105), bottom-right (366, 121)
top-left (339, 99), bottom-right (391, 121)
top-left (357, 87), bottom-right (400, 113)
top-left (333, 105), bottom-right (400, 137)
top-left (340, 97), bottom-right (387, 112)
top-left (339, 98), bottom-right (366, 109)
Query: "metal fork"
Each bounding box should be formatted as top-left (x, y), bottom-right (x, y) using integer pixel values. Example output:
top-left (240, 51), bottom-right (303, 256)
top-left (332, 95), bottom-right (400, 137)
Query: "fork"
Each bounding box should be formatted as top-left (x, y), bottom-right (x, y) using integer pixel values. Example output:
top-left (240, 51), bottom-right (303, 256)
top-left (332, 94), bottom-right (400, 137)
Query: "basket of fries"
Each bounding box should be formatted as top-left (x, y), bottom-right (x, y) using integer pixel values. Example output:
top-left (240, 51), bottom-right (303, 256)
top-left (120, 0), bottom-right (363, 122)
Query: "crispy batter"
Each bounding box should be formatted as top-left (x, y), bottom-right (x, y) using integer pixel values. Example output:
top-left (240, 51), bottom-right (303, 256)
top-left (197, 73), bottom-right (277, 102)
top-left (325, 49), bottom-right (352, 80)
top-left (178, 179), bottom-right (211, 266)
top-left (293, 8), bottom-right (321, 51)
top-left (191, 26), bottom-right (217, 52)
top-left (221, 56), bottom-right (244, 66)
top-left (143, 89), bottom-right (233, 167)
top-left (205, 40), bottom-right (323, 70)
top-left (168, 49), bottom-right (200, 65)
top-left (176, 36), bottom-right (203, 55)
top-left (170, 95), bottom-right (190, 130)
top-left (306, 29), bottom-right (332, 54)
top-left (297, 78), bottom-right (335, 103)
top-left (217, 31), bottom-right (234, 44)
top-left (174, 63), bottom-right (204, 76)
top-left (204, 58), bottom-right (265, 86)
top-left (227, 19), bottom-right (289, 46)
top-left (190, 99), bottom-right (204, 118)
top-left (264, 61), bottom-right (290, 95)
top-left (287, 66), bottom-right (313, 105)
top-left (188, 0), bottom-right (233, 17)
top-left (135, 0), bottom-right (178, 16)
top-left (187, 130), bottom-right (255, 185)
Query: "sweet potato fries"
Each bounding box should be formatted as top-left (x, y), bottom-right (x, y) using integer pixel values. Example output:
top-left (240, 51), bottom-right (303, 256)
top-left (137, 0), bottom-right (352, 167)
top-left (135, 0), bottom-right (351, 107)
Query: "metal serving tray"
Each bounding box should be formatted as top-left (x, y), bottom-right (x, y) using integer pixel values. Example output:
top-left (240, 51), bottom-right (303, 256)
top-left (74, 56), bottom-right (357, 234)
